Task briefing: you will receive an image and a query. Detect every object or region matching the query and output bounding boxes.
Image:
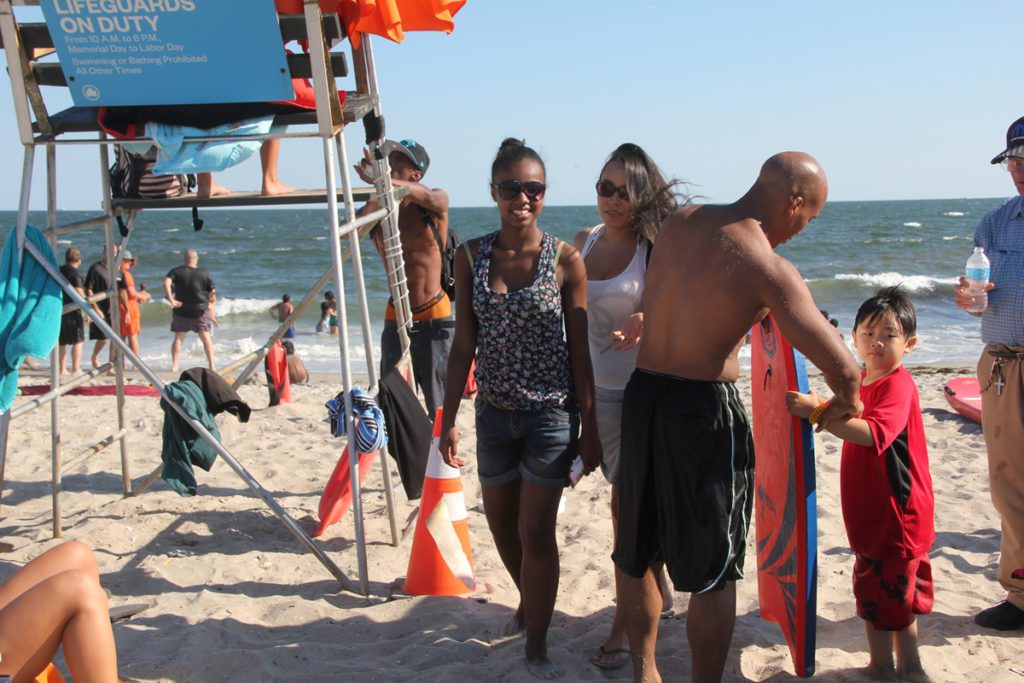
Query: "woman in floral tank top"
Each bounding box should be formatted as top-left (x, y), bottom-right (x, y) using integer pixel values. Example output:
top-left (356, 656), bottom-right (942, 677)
top-left (439, 139), bottom-right (601, 679)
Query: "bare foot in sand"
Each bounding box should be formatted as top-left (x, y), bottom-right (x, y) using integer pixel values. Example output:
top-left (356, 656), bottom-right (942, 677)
top-left (197, 173), bottom-right (231, 199)
top-left (501, 604), bottom-right (525, 637)
top-left (863, 663), bottom-right (898, 681)
top-left (525, 653), bottom-right (563, 680)
top-left (261, 178), bottom-right (295, 196)
top-left (897, 662), bottom-right (932, 683)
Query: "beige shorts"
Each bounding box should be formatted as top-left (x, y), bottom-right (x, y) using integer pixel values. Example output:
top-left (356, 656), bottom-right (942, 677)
top-left (596, 385), bottom-right (624, 485)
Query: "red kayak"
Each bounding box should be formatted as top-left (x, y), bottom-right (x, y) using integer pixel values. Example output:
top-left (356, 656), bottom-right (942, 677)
top-left (943, 377), bottom-right (982, 424)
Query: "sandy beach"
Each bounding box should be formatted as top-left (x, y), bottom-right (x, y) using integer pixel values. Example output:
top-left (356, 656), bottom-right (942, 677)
top-left (1, 365), bottom-right (1022, 682)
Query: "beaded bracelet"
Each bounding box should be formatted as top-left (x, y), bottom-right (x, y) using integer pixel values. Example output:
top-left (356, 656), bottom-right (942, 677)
top-left (808, 400), bottom-right (830, 426)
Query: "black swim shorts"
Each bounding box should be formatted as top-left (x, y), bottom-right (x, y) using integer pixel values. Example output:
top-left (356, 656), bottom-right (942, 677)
top-left (612, 369), bottom-right (755, 594)
top-left (59, 311), bottom-right (84, 345)
top-left (88, 307), bottom-right (112, 341)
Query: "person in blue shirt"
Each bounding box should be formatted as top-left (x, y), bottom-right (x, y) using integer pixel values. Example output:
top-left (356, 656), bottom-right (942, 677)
top-left (954, 115), bottom-right (1024, 631)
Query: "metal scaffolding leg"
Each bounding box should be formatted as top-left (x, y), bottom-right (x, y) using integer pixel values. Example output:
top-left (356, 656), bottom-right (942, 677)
top-left (322, 131), bottom-right (370, 596)
top-left (45, 143), bottom-right (63, 537)
top-left (335, 134), bottom-right (400, 548)
top-left (20, 239), bottom-right (358, 593)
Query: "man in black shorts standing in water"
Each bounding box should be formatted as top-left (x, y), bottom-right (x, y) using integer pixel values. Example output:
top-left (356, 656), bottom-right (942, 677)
top-left (163, 249), bottom-right (217, 372)
top-left (615, 152), bottom-right (861, 682)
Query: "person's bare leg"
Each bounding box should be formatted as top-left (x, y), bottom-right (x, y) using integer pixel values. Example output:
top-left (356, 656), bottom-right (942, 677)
top-left (481, 479), bottom-right (525, 636)
top-left (196, 173), bottom-right (230, 199)
top-left (260, 140), bottom-right (294, 196)
top-left (125, 335), bottom-right (141, 371)
top-left (687, 582), bottom-right (737, 683)
top-left (655, 564), bottom-right (672, 613)
top-left (170, 332), bottom-right (186, 372)
top-left (862, 622), bottom-right (897, 680)
top-left (624, 568), bottom-right (662, 683)
top-left (71, 341), bottom-right (83, 374)
top-left (894, 620), bottom-right (929, 682)
top-left (595, 484), bottom-right (631, 669)
top-left (0, 541), bottom-right (99, 608)
top-left (58, 344), bottom-right (69, 376)
top-left (197, 331), bottom-right (216, 372)
top-left (0, 541), bottom-right (118, 683)
top-left (92, 339), bottom-right (107, 370)
top-left (518, 481), bottom-right (564, 679)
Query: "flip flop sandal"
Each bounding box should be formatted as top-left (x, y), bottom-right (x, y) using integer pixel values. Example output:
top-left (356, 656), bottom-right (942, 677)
top-left (590, 645), bottom-right (631, 671)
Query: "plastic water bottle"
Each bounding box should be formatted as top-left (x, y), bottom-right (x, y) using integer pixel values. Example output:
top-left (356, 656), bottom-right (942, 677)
top-left (965, 246), bottom-right (990, 313)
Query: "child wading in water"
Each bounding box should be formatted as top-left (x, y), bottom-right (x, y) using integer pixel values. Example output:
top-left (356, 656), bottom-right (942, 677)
top-left (787, 285), bottom-right (934, 682)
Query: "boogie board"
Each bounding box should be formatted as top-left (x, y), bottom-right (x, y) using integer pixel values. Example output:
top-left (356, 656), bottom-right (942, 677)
top-left (751, 314), bottom-right (817, 677)
top-left (943, 376), bottom-right (982, 424)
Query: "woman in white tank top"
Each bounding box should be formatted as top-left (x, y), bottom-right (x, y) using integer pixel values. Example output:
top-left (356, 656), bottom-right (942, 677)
top-left (573, 143), bottom-right (682, 671)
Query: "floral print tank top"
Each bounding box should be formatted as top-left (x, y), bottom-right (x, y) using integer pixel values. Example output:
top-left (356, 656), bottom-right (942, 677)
top-left (472, 231), bottom-right (571, 411)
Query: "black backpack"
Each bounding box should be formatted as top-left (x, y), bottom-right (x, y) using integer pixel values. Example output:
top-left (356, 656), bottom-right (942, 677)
top-left (109, 145), bottom-right (196, 200)
top-left (419, 207), bottom-right (461, 302)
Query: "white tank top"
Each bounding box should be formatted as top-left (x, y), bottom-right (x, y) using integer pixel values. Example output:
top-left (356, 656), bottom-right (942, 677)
top-left (582, 225), bottom-right (648, 390)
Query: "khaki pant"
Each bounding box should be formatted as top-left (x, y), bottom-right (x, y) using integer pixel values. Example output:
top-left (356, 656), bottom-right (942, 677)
top-left (978, 344), bottom-right (1024, 610)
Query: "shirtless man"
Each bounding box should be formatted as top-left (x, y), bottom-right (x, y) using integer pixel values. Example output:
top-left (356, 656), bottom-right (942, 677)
top-left (615, 152), bottom-right (862, 682)
top-left (355, 138), bottom-right (452, 412)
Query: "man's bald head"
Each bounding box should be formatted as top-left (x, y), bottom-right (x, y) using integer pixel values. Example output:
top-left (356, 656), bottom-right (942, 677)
top-left (184, 249), bottom-right (198, 266)
top-left (758, 152), bottom-right (828, 210)
top-left (744, 151), bottom-right (828, 246)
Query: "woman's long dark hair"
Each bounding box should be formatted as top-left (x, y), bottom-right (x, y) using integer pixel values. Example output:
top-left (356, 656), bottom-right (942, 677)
top-left (601, 143), bottom-right (684, 242)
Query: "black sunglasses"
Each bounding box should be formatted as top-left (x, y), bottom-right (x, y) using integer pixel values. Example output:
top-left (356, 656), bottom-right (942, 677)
top-left (596, 179), bottom-right (629, 201)
top-left (492, 180), bottom-right (546, 201)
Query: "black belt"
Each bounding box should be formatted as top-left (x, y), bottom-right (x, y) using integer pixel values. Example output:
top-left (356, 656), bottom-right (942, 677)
top-left (385, 318), bottom-right (456, 331)
top-left (988, 345), bottom-right (1024, 361)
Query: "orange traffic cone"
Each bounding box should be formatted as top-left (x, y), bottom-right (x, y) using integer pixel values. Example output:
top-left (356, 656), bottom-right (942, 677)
top-left (403, 407), bottom-right (475, 596)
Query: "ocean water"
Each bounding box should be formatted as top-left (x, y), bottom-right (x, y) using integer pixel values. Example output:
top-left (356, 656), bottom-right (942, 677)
top-left (0, 197), bottom-right (1001, 372)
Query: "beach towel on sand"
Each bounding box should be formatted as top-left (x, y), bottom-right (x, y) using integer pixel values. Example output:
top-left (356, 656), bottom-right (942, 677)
top-left (0, 226), bottom-right (62, 412)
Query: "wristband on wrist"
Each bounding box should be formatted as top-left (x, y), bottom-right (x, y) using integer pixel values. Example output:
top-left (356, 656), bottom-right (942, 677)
top-left (808, 400), bottom-right (830, 426)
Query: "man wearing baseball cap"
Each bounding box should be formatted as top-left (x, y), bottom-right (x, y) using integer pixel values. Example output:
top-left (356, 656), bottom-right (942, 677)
top-left (355, 139), bottom-right (453, 413)
top-left (954, 115), bottom-right (1024, 630)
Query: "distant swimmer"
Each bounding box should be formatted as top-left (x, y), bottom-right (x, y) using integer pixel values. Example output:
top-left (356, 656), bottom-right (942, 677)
top-left (316, 300), bottom-right (331, 334)
top-left (269, 293), bottom-right (295, 339)
top-left (356, 138), bottom-right (452, 412)
top-left (615, 152), bottom-right (861, 682)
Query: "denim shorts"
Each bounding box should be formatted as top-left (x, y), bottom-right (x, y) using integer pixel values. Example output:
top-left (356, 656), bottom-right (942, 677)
top-left (474, 398), bottom-right (578, 490)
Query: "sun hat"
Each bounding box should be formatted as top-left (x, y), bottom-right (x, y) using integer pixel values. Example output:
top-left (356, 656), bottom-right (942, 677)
top-left (121, 250), bottom-right (134, 261)
top-left (381, 139), bottom-right (430, 174)
top-left (991, 115), bottom-right (1024, 164)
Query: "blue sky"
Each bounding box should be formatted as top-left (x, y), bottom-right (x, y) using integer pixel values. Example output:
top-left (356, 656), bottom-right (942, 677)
top-left (0, 1), bottom-right (1019, 209)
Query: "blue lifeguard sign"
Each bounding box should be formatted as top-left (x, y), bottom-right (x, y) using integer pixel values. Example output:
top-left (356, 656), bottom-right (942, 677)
top-left (39, 0), bottom-right (295, 107)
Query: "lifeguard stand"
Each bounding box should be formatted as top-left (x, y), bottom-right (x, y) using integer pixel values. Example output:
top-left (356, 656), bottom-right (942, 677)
top-left (0, 0), bottom-right (418, 596)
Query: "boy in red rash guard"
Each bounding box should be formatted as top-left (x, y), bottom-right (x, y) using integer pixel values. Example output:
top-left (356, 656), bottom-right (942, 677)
top-left (788, 285), bottom-right (935, 683)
